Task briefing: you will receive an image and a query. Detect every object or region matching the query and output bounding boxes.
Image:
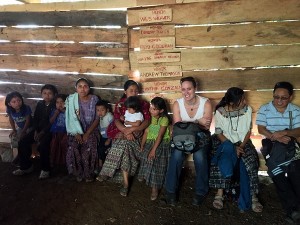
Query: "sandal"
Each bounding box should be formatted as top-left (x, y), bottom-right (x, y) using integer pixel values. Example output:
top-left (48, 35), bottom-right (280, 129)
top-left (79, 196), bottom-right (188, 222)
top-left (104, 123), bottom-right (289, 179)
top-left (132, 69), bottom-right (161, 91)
top-left (252, 197), bottom-right (263, 213)
top-left (120, 187), bottom-right (128, 197)
top-left (213, 195), bottom-right (224, 210)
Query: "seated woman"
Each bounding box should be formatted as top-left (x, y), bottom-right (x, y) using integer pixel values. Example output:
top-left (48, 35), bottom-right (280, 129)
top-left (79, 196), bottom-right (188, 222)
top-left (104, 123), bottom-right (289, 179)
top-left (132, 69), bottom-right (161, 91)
top-left (209, 87), bottom-right (262, 213)
top-left (165, 76), bottom-right (212, 206)
top-left (99, 80), bottom-right (150, 197)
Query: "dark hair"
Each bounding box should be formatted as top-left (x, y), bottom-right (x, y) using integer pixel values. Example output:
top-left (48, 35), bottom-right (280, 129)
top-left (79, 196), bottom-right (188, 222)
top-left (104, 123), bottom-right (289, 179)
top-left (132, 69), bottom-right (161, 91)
top-left (55, 94), bottom-right (68, 103)
top-left (75, 78), bottom-right (91, 88)
top-left (96, 99), bottom-right (112, 112)
top-left (124, 96), bottom-right (141, 112)
top-left (41, 84), bottom-right (58, 95)
top-left (5, 91), bottom-right (26, 113)
top-left (151, 97), bottom-right (171, 124)
top-left (273, 81), bottom-right (294, 96)
top-left (215, 87), bottom-right (244, 111)
top-left (180, 77), bottom-right (196, 88)
top-left (121, 80), bottom-right (139, 98)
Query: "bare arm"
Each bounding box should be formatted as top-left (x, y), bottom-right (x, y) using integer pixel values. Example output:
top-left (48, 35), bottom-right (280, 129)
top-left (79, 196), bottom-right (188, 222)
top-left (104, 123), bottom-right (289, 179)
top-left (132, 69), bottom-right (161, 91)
top-left (197, 100), bottom-right (213, 129)
top-left (8, 115), bottom-right (17, 137)
top-left (148, 125), bottom-right (168, 160)
top-left (172, 101), bottom-right (182, 124)
top-left (124, 120), bottom-right (142, 127)
top-left (258, 124), bottom-right (291, 144)
top-left (140, 127), bottom-right (148, 151)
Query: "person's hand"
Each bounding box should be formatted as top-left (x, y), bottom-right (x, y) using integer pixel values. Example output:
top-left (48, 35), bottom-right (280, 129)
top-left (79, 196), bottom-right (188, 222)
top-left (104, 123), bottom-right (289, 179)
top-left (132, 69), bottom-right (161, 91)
top-left (82, 133), bottom-right (90, 143)
top-left (123, 127), bottom-right (133, 136)
top-left (125, 133), bottom-right (135, 141)
top-left (104, 139), bottom-right (111, 146)
top-left (197, 117), bottom-right (211, 128)
top-left (236, 146), bottom-right (245, 157)
top-left (75, 134), bottom-right (83, 144)
top-left (148, 149), bottom-right (156, 160)
top-left (276, 136), bottom-right (291, 144)
top-left (270, 130), bottom-right (287, 141)
top-left (9, 130), bottom-right (17, 138)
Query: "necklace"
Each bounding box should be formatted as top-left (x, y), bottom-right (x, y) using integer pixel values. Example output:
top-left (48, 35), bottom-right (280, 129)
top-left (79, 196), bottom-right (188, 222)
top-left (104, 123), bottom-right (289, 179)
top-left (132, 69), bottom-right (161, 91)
top-left (229, 110), bottom-right (240, 131)
top-left (185, 96), bottom-right (197, 111)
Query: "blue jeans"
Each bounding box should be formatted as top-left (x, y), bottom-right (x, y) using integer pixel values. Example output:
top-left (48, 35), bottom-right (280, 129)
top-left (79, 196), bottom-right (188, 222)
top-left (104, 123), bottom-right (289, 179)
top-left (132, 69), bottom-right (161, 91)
top-left (165, 148), bottom-right (209, 196)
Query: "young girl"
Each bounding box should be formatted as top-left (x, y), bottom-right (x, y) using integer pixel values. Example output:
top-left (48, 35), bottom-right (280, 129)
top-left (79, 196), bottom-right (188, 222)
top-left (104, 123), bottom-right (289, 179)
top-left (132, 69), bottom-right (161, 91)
top-left (49, 94), bottom-right (68, 169)
top-left (95, 100), bottom-right (113, 172)
top-left (123, 96), bottom-right (144, 128)
top-left (12, 84), bottom-right (57, 179)
top-left (138, 97), bottom-right (171, 201)
top-left (209, 87), bottom-right (262, 212)
top-left (5, 92), bottom-right (32, 163)
top-left (65, 78), bottom-right (99, 182)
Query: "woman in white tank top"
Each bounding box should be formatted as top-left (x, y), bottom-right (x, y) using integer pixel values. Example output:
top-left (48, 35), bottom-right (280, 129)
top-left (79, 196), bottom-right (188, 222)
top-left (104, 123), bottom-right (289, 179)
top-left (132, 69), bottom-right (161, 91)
top-left (165, 77), bottom-right (213, 206)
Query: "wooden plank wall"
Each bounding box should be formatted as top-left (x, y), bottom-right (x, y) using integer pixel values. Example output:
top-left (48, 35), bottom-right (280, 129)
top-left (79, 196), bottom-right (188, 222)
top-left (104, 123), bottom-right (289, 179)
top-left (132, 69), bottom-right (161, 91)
top-left (127, 0), bottom-right (300, 141)
top-left (0, 8), bottom-right (130, 141)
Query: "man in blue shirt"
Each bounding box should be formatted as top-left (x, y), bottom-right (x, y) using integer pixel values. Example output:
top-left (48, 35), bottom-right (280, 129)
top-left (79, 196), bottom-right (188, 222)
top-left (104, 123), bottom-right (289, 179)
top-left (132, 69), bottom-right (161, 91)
top-left (256, 81), bottom-right (300, 223)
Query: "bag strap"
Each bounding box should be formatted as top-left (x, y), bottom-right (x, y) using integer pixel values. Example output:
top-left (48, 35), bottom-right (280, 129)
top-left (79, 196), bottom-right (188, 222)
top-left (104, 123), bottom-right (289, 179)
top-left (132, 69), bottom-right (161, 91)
top-left (289, 111), bottom-right (293, 130)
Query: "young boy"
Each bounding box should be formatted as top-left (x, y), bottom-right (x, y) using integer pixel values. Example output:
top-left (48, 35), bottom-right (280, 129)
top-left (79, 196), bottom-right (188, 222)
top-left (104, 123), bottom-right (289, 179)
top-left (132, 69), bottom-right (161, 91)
top-left (12, 84), bottom-right (57, 179)
top-left (95, 100), bottom-right (113, 171)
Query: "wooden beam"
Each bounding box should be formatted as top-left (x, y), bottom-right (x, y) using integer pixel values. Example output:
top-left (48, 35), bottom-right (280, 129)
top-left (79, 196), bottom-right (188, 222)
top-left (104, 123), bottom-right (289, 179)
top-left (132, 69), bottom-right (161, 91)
top-left (0, 42), bottom-right (128, 58)
top-left (0, 0), bottom-right (137, 12)
top-left (0, 27), bottom-right (128, 43)
top-left (128, 0), bottom-right (300, 26)
top-left (130, 45), bottom-right (300, 71)
top-left (0, 55), bottom-right (130, 75)
top-left (0, 11), bottom-right (127, 26)
top-left (129, 21), bottom-right (300, 48)
top-left (17, 0), bottom-right (41, 3)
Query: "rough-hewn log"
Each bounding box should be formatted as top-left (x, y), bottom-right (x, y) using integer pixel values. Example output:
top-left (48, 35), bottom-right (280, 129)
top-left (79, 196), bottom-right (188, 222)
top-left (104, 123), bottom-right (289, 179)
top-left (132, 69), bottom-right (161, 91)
top-left (0, 42), bottom-right (128, 58)
top-left (0, 27), bottom-right (128, 43)
top-left (0, 55), bottom-right (130, 75)
top-left (0, 11), bottom-right (127, 26)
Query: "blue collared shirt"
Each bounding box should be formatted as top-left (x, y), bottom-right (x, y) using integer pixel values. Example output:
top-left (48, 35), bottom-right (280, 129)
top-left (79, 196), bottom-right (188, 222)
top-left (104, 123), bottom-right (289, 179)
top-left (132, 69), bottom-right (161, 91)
top-left (256, 101), bottom-right (300, 132)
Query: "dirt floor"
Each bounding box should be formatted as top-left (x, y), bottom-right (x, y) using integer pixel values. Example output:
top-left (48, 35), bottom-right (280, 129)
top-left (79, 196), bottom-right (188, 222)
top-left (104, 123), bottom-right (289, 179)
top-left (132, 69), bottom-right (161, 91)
top-left (0, 157), bottom-right (294, 225)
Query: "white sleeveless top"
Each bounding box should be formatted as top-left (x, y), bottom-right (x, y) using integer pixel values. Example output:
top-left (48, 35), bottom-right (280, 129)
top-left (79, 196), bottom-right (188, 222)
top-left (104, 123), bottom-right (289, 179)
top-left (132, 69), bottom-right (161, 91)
top-left (177, 96), bottom-right (208, 122)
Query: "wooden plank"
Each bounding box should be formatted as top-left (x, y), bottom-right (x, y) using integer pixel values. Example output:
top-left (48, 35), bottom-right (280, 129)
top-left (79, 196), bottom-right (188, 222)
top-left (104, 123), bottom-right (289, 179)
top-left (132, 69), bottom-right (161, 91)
top-left (131, 67), bottom-right (300, 89)
top-left (129, 21), bottom-right (300, 48)
top-left (0, 71), bottom-right (127, 90)
top-left (130, 45), bottom-right (300, 70)
top-left (0, 55), bottom-right (129, 75)
top-left (0, 42), bottom-right (128, 58)
top-left (0, 0), bottom-right (136, 12)
top-left (0, 27), bottom-right (128, 43)
top-left (127, 0), bottom-right (300, 26)
top-left (137, 0), bottom-right (175, 6)
top-left (138, 8), bottom-right (173, 24)
top-left (0, 11), bottom-right (127, 26)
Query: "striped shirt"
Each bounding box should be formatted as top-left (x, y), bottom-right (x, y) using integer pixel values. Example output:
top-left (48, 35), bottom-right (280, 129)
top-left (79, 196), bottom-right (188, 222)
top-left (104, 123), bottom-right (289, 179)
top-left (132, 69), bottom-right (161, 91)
top-left (256, 101), bottom-right (300, 133)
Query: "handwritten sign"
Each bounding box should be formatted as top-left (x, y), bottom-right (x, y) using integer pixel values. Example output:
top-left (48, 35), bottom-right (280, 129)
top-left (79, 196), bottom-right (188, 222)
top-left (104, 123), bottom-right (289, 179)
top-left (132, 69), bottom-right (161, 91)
top-left (137, 65), bottom-right (182, 79)
top-left (140, 37), bottom-right (175, 51)
top-left (139, 8), bottom-right (172, 24)
top-left (142, 80), bottom-right (181, 93)
top-left (142, 92), bottom-right (182, 105)
top-left (140, 25), bottom-right (175, 37)
top-left (137, 51), bottom-right (181, 64)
